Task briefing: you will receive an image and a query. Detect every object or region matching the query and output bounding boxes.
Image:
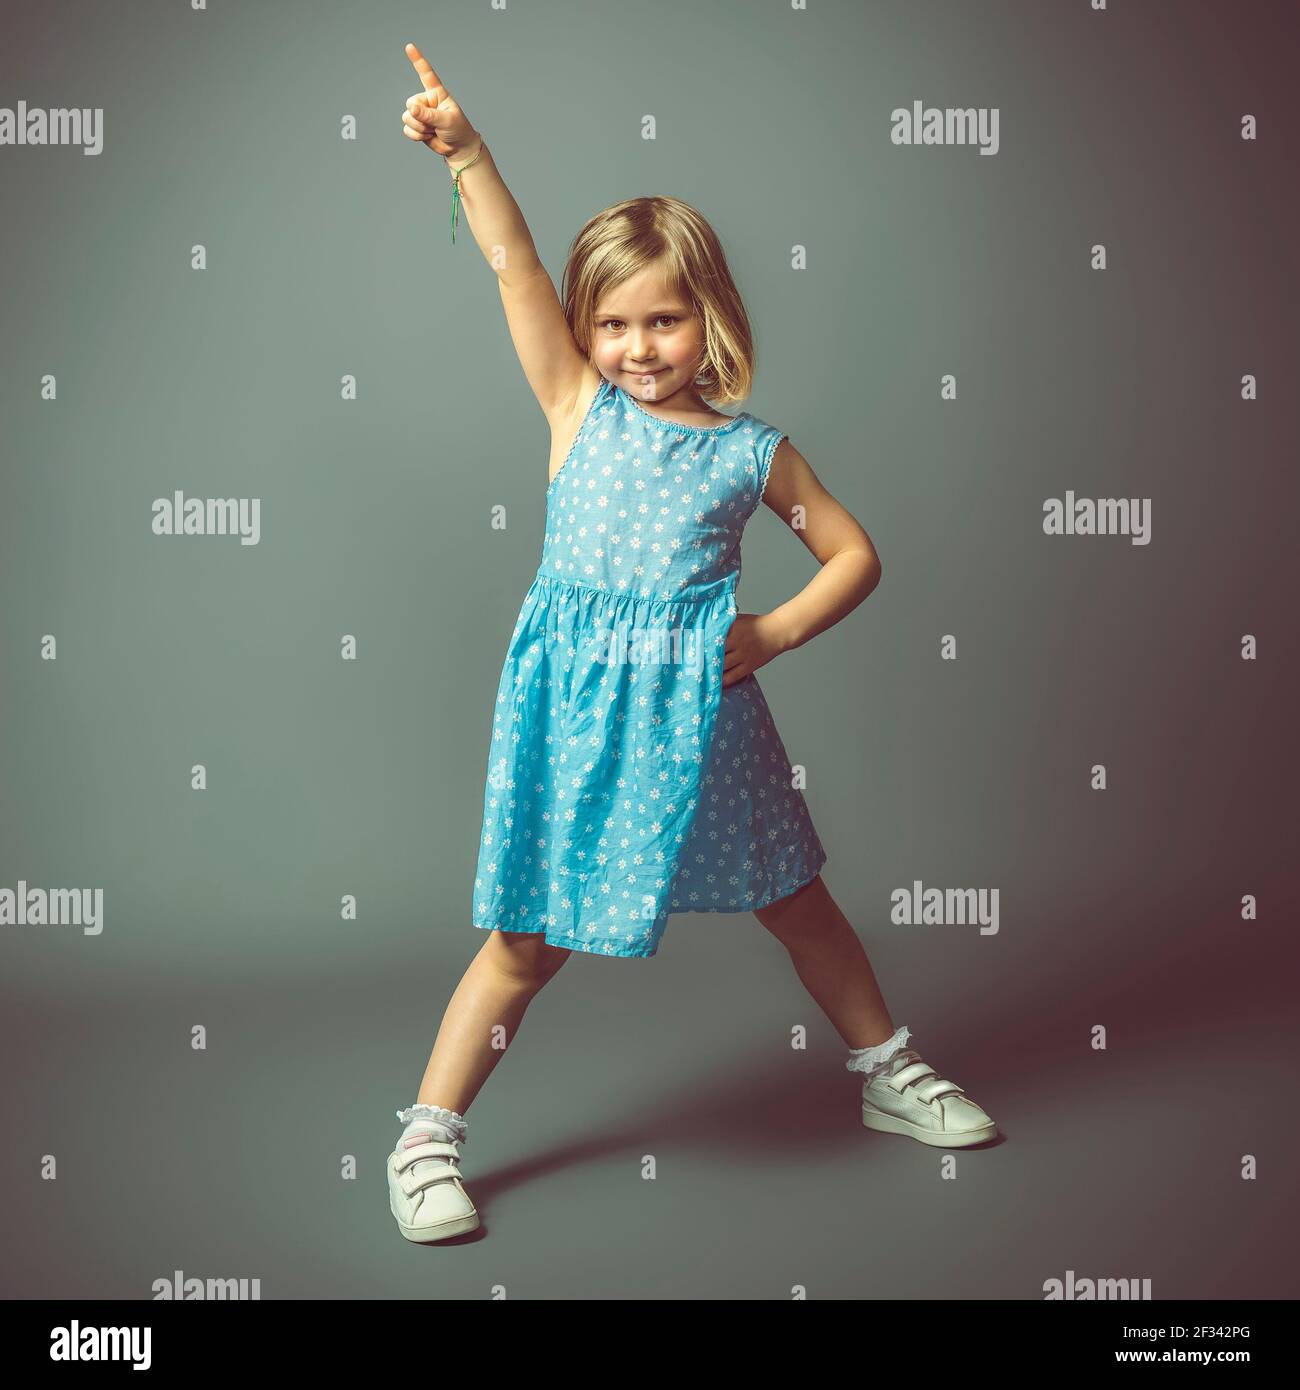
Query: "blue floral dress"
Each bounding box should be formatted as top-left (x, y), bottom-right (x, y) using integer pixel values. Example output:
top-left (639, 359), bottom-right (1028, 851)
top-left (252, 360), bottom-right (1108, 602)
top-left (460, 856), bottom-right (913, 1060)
top-left (470, 375), bottom-right (827, 957)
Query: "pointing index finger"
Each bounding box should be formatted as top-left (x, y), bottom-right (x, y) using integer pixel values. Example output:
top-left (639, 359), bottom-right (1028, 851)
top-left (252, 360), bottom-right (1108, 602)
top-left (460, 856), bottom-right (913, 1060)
top-left (404, 42), bottom-right (445, 99)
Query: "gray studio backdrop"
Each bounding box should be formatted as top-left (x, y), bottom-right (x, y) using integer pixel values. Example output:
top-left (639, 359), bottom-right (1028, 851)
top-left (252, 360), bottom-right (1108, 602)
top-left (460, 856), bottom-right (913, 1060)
top-left (1, 0), bottom-right (1296, 1299)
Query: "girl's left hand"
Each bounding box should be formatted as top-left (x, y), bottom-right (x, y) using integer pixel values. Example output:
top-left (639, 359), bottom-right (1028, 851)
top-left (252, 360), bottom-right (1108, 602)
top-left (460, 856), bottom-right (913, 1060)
top-left (721, 612), bottom-right (785, 687)
top-left (401, 43), bottom-right (480, 160)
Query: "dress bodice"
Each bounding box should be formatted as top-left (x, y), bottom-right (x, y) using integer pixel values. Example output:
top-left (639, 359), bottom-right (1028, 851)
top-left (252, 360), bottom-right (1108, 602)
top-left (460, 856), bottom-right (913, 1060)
top-left (537, 376), bottom-right (786, 603)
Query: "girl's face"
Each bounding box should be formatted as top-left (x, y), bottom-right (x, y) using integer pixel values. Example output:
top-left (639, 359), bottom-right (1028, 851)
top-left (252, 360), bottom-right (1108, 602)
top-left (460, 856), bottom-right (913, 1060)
top-left (590, 265), bottom-right (707, 405)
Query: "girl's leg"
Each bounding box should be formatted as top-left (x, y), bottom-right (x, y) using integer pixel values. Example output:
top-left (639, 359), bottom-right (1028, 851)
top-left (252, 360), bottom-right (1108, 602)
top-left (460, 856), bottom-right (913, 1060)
top-left (412, 929), bottom-right (573, 1116)
top-left (753, 874), bottom-right (897, 1049)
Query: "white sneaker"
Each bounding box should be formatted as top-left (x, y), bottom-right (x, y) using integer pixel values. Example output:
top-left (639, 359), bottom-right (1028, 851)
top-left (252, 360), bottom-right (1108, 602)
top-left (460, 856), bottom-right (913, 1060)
top-left (387, 1129), bottom-right (480, 1242)
top-left (860, 1048), bottom-right (998, 1148)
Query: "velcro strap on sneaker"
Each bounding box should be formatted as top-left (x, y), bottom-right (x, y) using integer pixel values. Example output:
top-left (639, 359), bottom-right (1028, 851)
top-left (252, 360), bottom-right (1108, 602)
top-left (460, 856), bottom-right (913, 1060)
top-left (398, 1159), bottom-right (463, 1198)
top-left (884, 1061), bottom-right (938, 1092)
top-left (912, 1076), bottom-right (964, 1103)
top-left (395, 1139), bottom-right (460, 1174)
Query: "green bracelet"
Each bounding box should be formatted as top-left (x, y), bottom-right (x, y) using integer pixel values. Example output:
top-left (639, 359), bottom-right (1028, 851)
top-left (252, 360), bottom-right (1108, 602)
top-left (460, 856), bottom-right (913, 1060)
top-left (448, 139), bottom-right (484, 245)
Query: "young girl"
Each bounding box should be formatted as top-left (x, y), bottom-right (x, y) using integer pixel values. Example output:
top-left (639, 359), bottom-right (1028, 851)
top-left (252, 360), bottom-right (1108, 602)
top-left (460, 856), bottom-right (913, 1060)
top-left (387, 43), bottom-right (998, 1244)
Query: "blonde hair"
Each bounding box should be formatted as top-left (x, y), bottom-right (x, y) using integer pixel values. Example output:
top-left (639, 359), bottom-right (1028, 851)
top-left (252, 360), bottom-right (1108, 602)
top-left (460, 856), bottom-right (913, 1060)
top-left (561, 196), bottom-right (755, 407)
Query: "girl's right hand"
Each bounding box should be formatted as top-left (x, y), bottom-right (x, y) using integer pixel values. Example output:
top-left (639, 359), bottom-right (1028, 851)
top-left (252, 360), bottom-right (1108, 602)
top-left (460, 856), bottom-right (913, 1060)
top-left (401, 43), bottom-right (481, 161)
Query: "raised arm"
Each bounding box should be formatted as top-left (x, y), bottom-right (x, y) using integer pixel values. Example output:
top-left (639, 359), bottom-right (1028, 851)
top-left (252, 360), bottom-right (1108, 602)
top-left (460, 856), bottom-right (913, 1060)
top-left (401, 44), bottom-right (588, 420)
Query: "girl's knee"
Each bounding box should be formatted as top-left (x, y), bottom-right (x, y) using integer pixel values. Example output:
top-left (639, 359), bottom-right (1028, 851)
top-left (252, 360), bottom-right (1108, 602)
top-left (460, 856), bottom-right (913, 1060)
top-left (488, 929), bottom-right (572, 982)
top-left (753, 876), bottom-right (823, 942)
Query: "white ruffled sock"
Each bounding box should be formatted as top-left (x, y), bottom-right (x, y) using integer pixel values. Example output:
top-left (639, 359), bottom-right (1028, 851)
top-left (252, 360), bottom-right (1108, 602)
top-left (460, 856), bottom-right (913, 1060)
top-left (845, 1025), bottom-right (912, 1080)
top-left (396, 1102), bottom-right (469, 1148)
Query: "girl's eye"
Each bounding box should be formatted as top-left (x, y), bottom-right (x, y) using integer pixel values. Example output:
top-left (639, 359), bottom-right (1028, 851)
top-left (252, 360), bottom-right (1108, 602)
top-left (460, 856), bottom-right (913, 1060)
top-left (599, 316), bottom-right (679, 331)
